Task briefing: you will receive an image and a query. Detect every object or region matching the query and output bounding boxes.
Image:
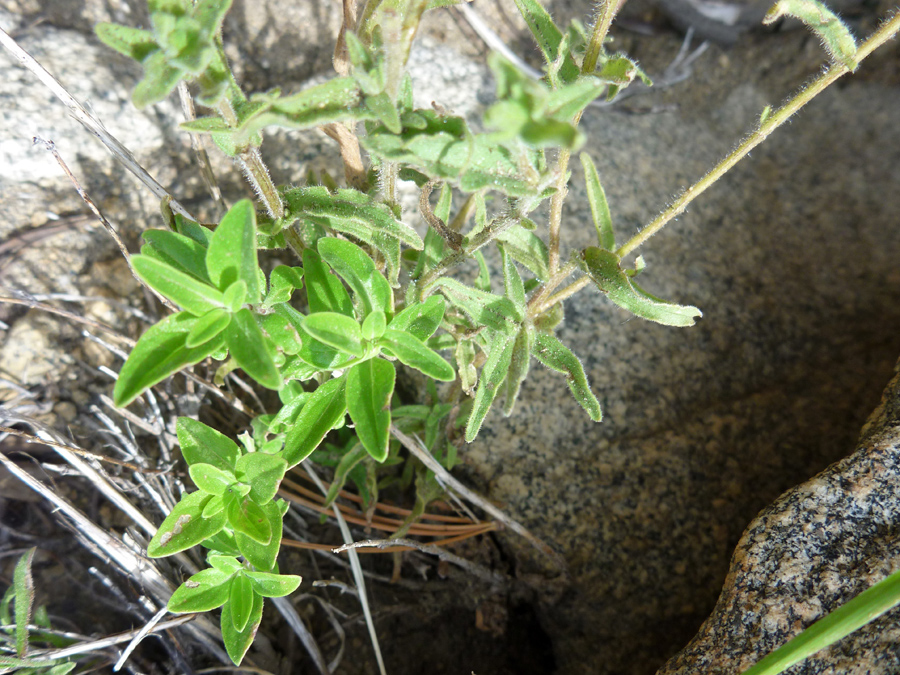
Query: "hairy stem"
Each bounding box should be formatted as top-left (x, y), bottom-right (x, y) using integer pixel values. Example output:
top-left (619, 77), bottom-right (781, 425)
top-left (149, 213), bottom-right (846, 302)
top-left (582, 0), bottom-right (624, 74)
top-left (616, 11), bottom-right (900, 259)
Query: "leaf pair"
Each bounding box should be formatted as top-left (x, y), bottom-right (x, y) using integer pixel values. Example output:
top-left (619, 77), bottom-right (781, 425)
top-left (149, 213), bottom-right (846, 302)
top-left (167, 555), bottom-right (301, 665)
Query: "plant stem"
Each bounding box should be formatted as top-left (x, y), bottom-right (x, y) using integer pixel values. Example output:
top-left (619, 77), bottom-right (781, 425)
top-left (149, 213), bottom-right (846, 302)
top-left (582, 0), bottom-right (624, 74)
top-left (547, 146), bottom-right (572, 276)
top-left (533, 276), bottom-right (590, 317)
top-left (616, 11), bottom-right (900, 260)
top-left (527, 259), bottom-right (580, 316)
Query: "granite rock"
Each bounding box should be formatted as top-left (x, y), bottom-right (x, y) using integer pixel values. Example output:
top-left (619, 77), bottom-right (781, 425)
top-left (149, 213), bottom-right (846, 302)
top-left (658, 359), bottom-right (900, 675)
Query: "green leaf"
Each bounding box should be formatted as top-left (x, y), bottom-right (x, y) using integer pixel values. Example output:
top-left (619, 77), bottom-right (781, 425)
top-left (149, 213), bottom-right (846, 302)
top-left (366, 91), bottom-right (401, 133)
top-left (221, 585), bottom-right (263, 665)
top-left (302, 249), bottom-right (354, 317)
top-left (13, 548), bottom-right (35, 656)
top-left (208, 554), bottom-right (243, 576)
top-left (142, 229), bottom-right (211, 283)
top-left (245, 571), bottom-right (302, 598)
top-left (236, 499), bottom-right (284, 571)
top-left (132, 254), bottom-right (226, 316)
top-left (742, 567), bottom-right (900, 675)
top-left (223, 280), bottom-right (248, 313)
top-left (224, 488), bottom-right (272, 544)
top-left (763, 0), bottom-right (857, 70)
top-left (346, 359), bottom-right (396, 461)
top-left (175, 217), bottom-right (215, 246)
top-left (494, 225), bottom-right (550, 281)
top-left (177, 417), bottom-right (240, 472)
top-left (189, 463), bottom-right (237, 496)
top-left (532, 331), bottom-right (602, 421)
top-left (114, 312), bottom-right (226, 407)
top-left (186, 308), bottom-right (232, 348)
top-left (168, 567), bottom-right (233, 613)
top-left (235, 453), bottom-right (288, 504)
top-left (502, 325), bottom-right (533, 416)
top-left (320, 442), bottom-right (368, 507)
top-left (264, 265), bottom-right (304, 307)
top-left (318, 238), bottom-right (393, 318)
top-left (361, 310), bottom-right (387, 341)
top-left (95, 22), bottom-right (158, 62)
top-left (302, 312), bottom-right (364, 357)
top-left (465, 332), bottom-right (515, 442)
top-left (596, 54), bottom-right (652, 100)
top-left (378, 329), bottom-right (455, 381)
top-left (275, 304), bottom-right (353, 373)
top-left (207, 200), bottom-right (261, 303)
top-left (229, 574), bottom-right (254, 632)
top-left (580, 152), bottom-right (615, 251)
top-left (545, 77), bottom-right (605, 119)
top-left (258, 312), bottom-right (302, 355)
top-left (224, 308), bottom-right (283, 389)
top-left (455, 339), bottom-right (478, 396)
top-left (501, 246), bottom-right (526, 320)
top-left (511, 0), bottom-right (578, 81)
top-left (431, 278), bottom-right (520, 333)
top-left (202, 494), bottom-right (226, 517)
top-left (147, 491), bottom-right (227, 557)
top-left (132, 50), bottom-right (183, 108)
top-left (387, 295), bottom-right (446, 341)
top-left (580, 247), bottom-right (702, 326)
top-left (282, 375), bottom-right (348, 467)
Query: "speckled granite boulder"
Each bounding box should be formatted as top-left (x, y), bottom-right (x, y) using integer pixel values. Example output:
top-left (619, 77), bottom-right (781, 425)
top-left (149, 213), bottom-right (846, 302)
top-left (658, 359), bottom-right (900, 675)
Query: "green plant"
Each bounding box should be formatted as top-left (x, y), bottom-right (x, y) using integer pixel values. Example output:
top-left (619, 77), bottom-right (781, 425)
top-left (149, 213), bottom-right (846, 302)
top-left (90, 0), bottom-right (900, 667)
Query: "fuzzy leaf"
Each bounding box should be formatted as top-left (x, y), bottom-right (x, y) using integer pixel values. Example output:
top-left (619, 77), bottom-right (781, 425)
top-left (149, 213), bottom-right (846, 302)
top-left (387, 295), bottom-right (446, 341)
top-left (580, 152), bottom-right (615, 251)
top-left (494, 225), bottom-right (550, 281)
top-left (177, 417), bottom-right (240, 472)
top-left (346, 359), bottom-right (396, 461)
top-left (510, 0), bottom-right (578, 81)
top-left (13, 548), bottom-right (35, 656)
top-left (186, 308), bottom-right (232, 348)
top-left (282, 375), bottom-right (348, 467)
top-left (763, 0), bottom-right (857, 70)
top-left (225, 308), bottom-right (283, 389)
top-left (501, 246), bottom-right (526, 320)
top-left (132, 50), bottom-right (183, 108)
top-left (532, 331), bottom-right (602, 421)
top-left (264, 265), bottom-right (304, 307)
top-left (465, 332), bottom-right (515, 442)
top-left (142, 229), bottom-right (211, 283)
top-left (147, 491), bottom-right (227, 557)
top-left (114, 312), bottom-right (226, 407)
top-left (580, 247), bottom-right (702, 326)
top-left (132, 254), bottom-right (226, 316)
top-left (502, 325), bottom-right (533, 416)
top-left (302, 312), bottom-right (365, 357)
top-left (431, 278), bottom-right (519, 333)
top-left (362, 310), bottom-right (387, 341)
top-left (95, 22), bottom-right (158, 62)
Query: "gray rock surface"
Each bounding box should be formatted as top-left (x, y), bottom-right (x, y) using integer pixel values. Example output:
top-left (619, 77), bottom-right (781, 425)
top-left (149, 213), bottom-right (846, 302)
top-left (1, 2), bottom-right (899, 675)
top-left (658, 359), bottom-right (900, 675)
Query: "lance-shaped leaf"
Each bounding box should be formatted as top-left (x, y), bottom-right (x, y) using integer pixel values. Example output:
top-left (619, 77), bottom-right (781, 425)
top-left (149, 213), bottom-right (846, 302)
top-left (236, 500), bottom-right (284, 571)
top-left (495, 225), bottom-right (550, 281)
top-left (13, 548), bottom-right (35, 657)
top-left (580, 152), bottom-right (615, 251)
top-left (302, 312), bottom-right (364, 357)
top-left (274, 304), bottom-right (352, 372)
top-left (225, 308), bottom-right (283, 390)
top-left (596, 55), bottom-right (653, 100)
top-left (224, 488), bottom-right (272, 545)
top-left (282, 375), bottom-right (348, 467)
top-left (365, 91), bottom-right (401, 133)
top-left (186, 308), bottom-right (232, 348)
top-left (532, 331), bottom-right (602, 421)
top-left (235, 452), bottom-right (288, 504)
top-left (246, 571), bottom-right (302, 598)
top-left (431, 278), bottom-right (519, 333)
top-left (168, 568), bottom-right (233, 613)
top-left (114, 312), bottom-right (226, 407)
top-left (221, 583), bottom-right (263, 666)
top-left (764, 0), bottom-right (857, 70)
top-left (318, 238), bottom-right (393, 318)
top-left (190, 463), bottom-right (237, 496)
top-left (147, 491), bottom-right (227, 557)
top-left (511, 0), bottom-right (579, 81)
top-left (502, 325), bottom-right (533, 416)
top-left (130, 49), bottom-right (184, 108)
top-left (229, 574), bottom-right (254, 632)
top-left (208, 555), bottom-right (243, 576)
top-left (142, 229), bottom-right (211, 283)
top-left (206, 200), bottom-right (261, 303)
top-left (302, 249), bottom-right (354, 317)
top-left (580, 247), bottom-right (702, 326)
top-left (362, 310), bottom-right (387, 341)
top-left (132, 255), bottom-right (226, 316)
top-left (465, 332), bottom-right (516, 442)
top-left (177, 417), bottom-right (240, 471)
top-left (501, 246), bottom-right (526, 321)
top-left (263, 265), bottom-right (304, 307)
top-left (544, 76), bottom-right (606, 120)
top-left (388, 295), bottom-right (446, 342)
top-left (346, 359), bottom-right (395, 461)
top-left (378, 329), bottom-right (455, 381)
top-left (455, 339), bottom-right (478, 396)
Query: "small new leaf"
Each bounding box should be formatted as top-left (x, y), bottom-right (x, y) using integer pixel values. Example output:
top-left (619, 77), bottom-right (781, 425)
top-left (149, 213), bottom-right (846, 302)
top-left (378, 330), bottom-right (455, 381)
top-left (147, 491), bottom-right (227, 557)
top-left (224, 489), bottom-right (272, 545)
top-left (221, 585), bottom-right (263, 665)
top-left (465, 332), bottom-right (515, 442)
top-left (580, 152), bottom-right (615, 251)
top-left (229, 574), bottom-right (254, 632)
top-left (168, 568), bottom-right (233, 613)
top-left (245, 571), bottom-right (303, 598)
top-left (207, 200), bottom-right (262, 303)
top-left (282, 375), bottom-right (348, 467)
top-left (235, 452), bottom-right (288, 504)
top-left (189, 463), bottom-right (237, 496)
top-left (224, 309), bottom-right (283, 390)
top-left (236, 500), bottom-right (284, 571)
top-left (13, 548), bottom-right (35, 657)
top-left (346, 359), bottom-right (396, 461)
top-left (302, 313), bottom-right (364, 357)
top-left (318, 238), bottom-right (393, 318)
